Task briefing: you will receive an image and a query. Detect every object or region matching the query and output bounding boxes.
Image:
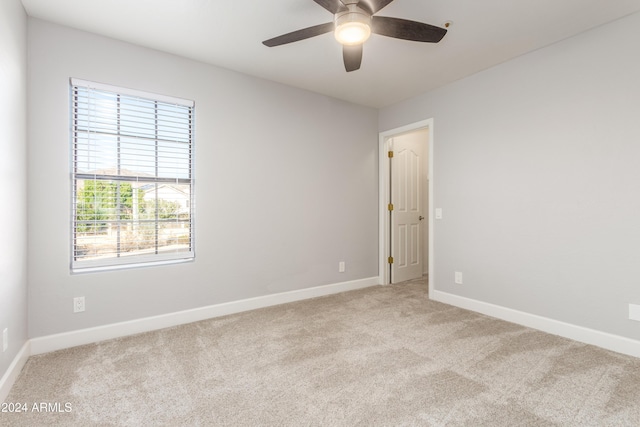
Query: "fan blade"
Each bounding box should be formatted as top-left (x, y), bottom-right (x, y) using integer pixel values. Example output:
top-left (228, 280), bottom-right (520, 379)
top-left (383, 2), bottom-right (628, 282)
top-left (358, 0), bottom-right (394, 15)
top-left (263, 23), bottom-right (334, 47)
top-left (371, 16), bottom-right (447, 43)
top-left (313, 0), bottom-right (348, 14)
top-left (343, 44), bottom-right (363, 72)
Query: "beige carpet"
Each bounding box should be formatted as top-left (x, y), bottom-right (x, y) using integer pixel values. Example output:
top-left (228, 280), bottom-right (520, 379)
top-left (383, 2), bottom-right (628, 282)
top-left (2, 277), bottom-right (640, 426)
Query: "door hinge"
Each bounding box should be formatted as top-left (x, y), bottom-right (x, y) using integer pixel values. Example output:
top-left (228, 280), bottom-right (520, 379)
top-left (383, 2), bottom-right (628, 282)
top-left (388, 256), bottom-right (394, 264)
top-left (388, 203), bottom-right (394, 211)
top-left (388, 151), bottom-right (394, 158)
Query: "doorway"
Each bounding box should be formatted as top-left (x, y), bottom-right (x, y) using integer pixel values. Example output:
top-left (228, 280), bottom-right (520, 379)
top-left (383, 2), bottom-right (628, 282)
top-left (379, 119), bottom-right (434, 289)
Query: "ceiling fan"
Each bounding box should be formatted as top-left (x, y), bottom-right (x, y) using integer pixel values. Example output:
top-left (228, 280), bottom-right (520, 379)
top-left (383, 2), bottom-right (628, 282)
top-left (262, 0), bottom-right (447, 72)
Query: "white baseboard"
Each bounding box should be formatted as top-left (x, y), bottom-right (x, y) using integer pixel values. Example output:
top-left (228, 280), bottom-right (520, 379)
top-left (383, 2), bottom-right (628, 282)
top-left (0, 341), bottom-right (30, 403)
top-left (431, 289), bottom-right (640, 358)
top-left (30, 277), bottom-right (380, 356)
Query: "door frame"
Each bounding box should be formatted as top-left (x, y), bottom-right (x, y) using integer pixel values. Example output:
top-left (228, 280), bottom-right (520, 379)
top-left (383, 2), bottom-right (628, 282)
top-left (378, 118), bottom-right (434, 292)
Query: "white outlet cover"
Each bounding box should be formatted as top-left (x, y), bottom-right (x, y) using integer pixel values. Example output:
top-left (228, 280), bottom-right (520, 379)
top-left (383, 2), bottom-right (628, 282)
top-left (74, 297), bottom-right (85, 313)
top-left (435, 208), bottom-right (443, 219)
top-left (630, 304), bottom-right (640, 321)
top-left (454, 272), bottom-right (463, 284)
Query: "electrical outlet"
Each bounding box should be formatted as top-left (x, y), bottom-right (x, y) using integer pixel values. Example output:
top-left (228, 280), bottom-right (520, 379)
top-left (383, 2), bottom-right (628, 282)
top-left (630, 304), bottom-right (640, 321)
top-left (454, 271), bottom-right (463, 285)
top-left (339, 261), bottom-right (346, 273)
top-left (2, 328), bottom-right (7, 352)
top-left (435, 208), bottom-right (443, 220)
top-left (74, 297), bottom-right (85, 313)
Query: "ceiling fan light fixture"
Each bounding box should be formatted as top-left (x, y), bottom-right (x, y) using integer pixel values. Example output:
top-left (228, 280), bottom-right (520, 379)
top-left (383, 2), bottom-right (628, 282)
top-left (262, 0), bottom-right (449, 73)
top-left (334, 8), bottom-right (371, 45)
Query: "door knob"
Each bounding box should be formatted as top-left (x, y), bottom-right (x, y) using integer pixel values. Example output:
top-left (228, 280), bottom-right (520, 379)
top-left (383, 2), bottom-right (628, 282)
top-left (419, 216), bottom-right (425, 220)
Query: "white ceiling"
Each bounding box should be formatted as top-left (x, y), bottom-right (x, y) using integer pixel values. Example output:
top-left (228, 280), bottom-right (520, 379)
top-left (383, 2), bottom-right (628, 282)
top-left (20, 0), bottom-right (640, 108)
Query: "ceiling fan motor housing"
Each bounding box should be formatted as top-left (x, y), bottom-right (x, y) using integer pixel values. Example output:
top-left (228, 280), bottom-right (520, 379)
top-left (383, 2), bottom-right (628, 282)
top-left (334, 4), bottom-right (372, 45)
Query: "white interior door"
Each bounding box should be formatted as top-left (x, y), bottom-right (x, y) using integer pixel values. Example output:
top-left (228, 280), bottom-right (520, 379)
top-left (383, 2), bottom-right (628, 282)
top-left (391, 133), bottom-right (425, 283)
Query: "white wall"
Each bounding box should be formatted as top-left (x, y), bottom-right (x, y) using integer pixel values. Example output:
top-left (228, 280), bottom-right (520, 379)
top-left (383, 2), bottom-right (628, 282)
top-left (27, 19), bottom-right (379, 338)
top-left (0, 0), bottom-right (28, 381)
top-left (380, 12), bottom-right (640, 341)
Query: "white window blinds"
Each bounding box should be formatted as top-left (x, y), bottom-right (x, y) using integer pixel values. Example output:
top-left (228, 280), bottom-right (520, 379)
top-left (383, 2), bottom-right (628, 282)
top-left (70, 79), bottom-right (195, 272)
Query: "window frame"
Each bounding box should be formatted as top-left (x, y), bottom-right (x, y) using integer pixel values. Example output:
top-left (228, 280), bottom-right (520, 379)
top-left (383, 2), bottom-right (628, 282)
top-left (69, 78), bottom-right (195, 273)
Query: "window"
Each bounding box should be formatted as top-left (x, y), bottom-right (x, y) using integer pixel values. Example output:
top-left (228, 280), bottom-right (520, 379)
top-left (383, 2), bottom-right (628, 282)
top-left (70, 79), bottom-right (195, 272)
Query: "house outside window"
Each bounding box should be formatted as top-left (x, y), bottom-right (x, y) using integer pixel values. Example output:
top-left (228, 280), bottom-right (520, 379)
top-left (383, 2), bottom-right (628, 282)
top-left (70, 79), bottom-right (195, 272)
